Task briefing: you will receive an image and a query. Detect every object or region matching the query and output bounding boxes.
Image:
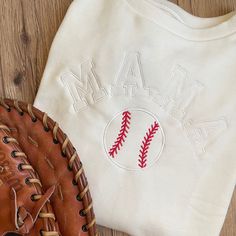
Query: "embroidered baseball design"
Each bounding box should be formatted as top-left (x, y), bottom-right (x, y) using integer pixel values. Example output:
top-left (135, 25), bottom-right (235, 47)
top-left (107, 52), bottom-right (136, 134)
top-left (109, 111), bottom-right (131, 158)
top-left (104, 108), bottom-right (165, 171)
top-left (138, 121), bottom-right (159, 168)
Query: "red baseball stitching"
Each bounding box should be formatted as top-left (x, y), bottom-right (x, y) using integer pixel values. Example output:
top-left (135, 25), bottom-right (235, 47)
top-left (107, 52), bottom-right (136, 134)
top-left (109, 111), bottom-right (131, 158)
top-left (138, 121), bottom-right (159, 168)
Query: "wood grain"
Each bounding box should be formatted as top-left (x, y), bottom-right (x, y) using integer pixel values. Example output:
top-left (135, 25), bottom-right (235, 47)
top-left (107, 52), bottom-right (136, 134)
top-left (0, 0), bottom-right (235, 235)
top-left (0, 0), bottom-right (72, 103)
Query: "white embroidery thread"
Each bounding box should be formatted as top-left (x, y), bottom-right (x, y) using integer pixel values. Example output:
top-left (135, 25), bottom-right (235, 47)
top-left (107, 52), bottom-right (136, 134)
top-left (60, 52), bottom-right (228, 157)
top-left (153, 65), bottom-right (204, 121)
top-left (61, 60), bottom-right (106, 112)
top-left (103, 108), bottom-right (165, 171)
top-left (111, 52), bottom-right (150, 97)
top-left (184, 118), bottom-right (228, 155)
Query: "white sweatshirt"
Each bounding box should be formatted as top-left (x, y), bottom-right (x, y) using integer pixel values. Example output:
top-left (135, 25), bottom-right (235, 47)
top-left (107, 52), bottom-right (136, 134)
top-left (34, 0), bottom-right (236, 235)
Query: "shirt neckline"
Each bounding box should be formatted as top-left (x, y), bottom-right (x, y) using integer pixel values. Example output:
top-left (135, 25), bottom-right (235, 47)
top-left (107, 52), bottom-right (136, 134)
top-left (124, 0), bottom-right (236, 41)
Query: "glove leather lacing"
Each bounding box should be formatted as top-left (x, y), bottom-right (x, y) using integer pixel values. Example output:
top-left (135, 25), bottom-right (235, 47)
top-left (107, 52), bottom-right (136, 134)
top-left (0, 124), bottom-right (59, 236)
top-left (0, 99), bottom-right (97, 235)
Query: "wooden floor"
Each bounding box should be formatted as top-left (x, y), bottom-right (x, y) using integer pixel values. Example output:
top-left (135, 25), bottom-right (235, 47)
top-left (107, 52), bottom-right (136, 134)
top-left (0, 0), bottom-right (235, 235)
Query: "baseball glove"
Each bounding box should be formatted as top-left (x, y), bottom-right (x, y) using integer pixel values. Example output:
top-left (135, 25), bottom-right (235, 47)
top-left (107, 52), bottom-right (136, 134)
top-left (0, 98), bottom-right (97, 236)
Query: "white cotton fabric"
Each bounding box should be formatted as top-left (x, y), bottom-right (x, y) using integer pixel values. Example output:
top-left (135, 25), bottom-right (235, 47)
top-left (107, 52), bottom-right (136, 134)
top-left (34, 0), bottom-right (236, 235)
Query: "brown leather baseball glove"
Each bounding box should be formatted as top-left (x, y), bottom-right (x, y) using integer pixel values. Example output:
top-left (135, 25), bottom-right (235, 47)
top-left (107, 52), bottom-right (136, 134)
top-left (0, 98), bottom-right (97, 236)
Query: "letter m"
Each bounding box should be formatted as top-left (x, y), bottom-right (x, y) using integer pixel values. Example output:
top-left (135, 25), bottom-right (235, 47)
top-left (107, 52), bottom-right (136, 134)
top-left (61, 61), bottom-right (106, 112)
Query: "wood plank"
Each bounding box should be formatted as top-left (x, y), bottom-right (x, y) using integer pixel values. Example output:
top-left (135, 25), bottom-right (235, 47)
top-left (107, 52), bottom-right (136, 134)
top-left (0, 0), bottom-right (72, 103)
top-left (0, 1), bottom-right (235, 235)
